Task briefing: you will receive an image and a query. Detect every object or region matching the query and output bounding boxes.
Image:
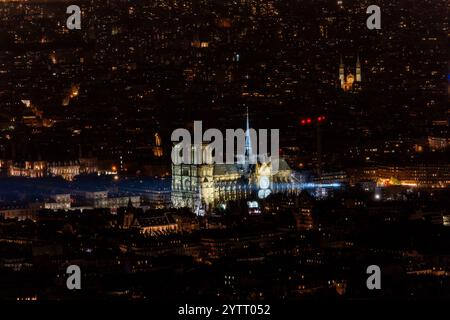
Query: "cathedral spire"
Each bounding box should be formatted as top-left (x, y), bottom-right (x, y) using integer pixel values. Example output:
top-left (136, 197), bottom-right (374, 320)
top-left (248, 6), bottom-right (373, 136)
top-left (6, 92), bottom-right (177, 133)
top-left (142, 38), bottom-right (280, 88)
top-left (245, 105), bottom-right (252, 159)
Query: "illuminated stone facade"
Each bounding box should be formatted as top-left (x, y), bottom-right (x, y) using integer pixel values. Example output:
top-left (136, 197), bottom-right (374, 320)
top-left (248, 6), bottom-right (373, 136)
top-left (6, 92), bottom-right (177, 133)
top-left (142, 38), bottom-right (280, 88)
top-left (172, 111), bottom-right (293, 212)
top-left (4, 159), bottom-right (98, 181)
top-left (171, 158), bottom-right (293, 212)
top-left (339, 54), bottom-right (362, 92)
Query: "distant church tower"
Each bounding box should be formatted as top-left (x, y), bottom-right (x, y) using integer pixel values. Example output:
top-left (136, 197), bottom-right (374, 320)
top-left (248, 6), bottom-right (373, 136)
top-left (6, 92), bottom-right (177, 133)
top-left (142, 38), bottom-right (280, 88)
top-left (339, 53), bottom-right (362, 91)
top-left (339, 55), bottom-right (345, 88)
top-left (356, 53), bottom-right (362, 82)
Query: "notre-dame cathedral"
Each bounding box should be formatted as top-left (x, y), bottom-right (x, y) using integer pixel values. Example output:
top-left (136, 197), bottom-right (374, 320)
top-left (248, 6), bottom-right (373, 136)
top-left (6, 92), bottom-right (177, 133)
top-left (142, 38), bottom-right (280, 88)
top-left (171, 113), bottom-right (293, 214)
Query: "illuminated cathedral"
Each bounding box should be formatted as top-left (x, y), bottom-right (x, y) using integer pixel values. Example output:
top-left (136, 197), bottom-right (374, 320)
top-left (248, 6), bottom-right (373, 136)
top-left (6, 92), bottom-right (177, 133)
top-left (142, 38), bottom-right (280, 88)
top-left (339, 54), bottom-right (362, 92)
top-left (171, 112), bottom-right (293, 214)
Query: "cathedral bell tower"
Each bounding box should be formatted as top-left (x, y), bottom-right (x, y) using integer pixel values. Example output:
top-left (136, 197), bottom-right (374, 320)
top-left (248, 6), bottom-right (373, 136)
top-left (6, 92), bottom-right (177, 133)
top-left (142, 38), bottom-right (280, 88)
top-left (339, 53), bottom-right (362, 92)
top-left (339, 55), bottom-right (345, 88)
top-left (356, 53), bottom-right (362, 82)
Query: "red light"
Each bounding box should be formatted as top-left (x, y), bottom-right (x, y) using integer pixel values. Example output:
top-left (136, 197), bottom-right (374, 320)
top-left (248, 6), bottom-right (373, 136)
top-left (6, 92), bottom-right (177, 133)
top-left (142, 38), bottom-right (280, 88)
top-left (307, 118), bottom-right (312, 124)
top-left (301, 119), bottom-right (306, 125)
